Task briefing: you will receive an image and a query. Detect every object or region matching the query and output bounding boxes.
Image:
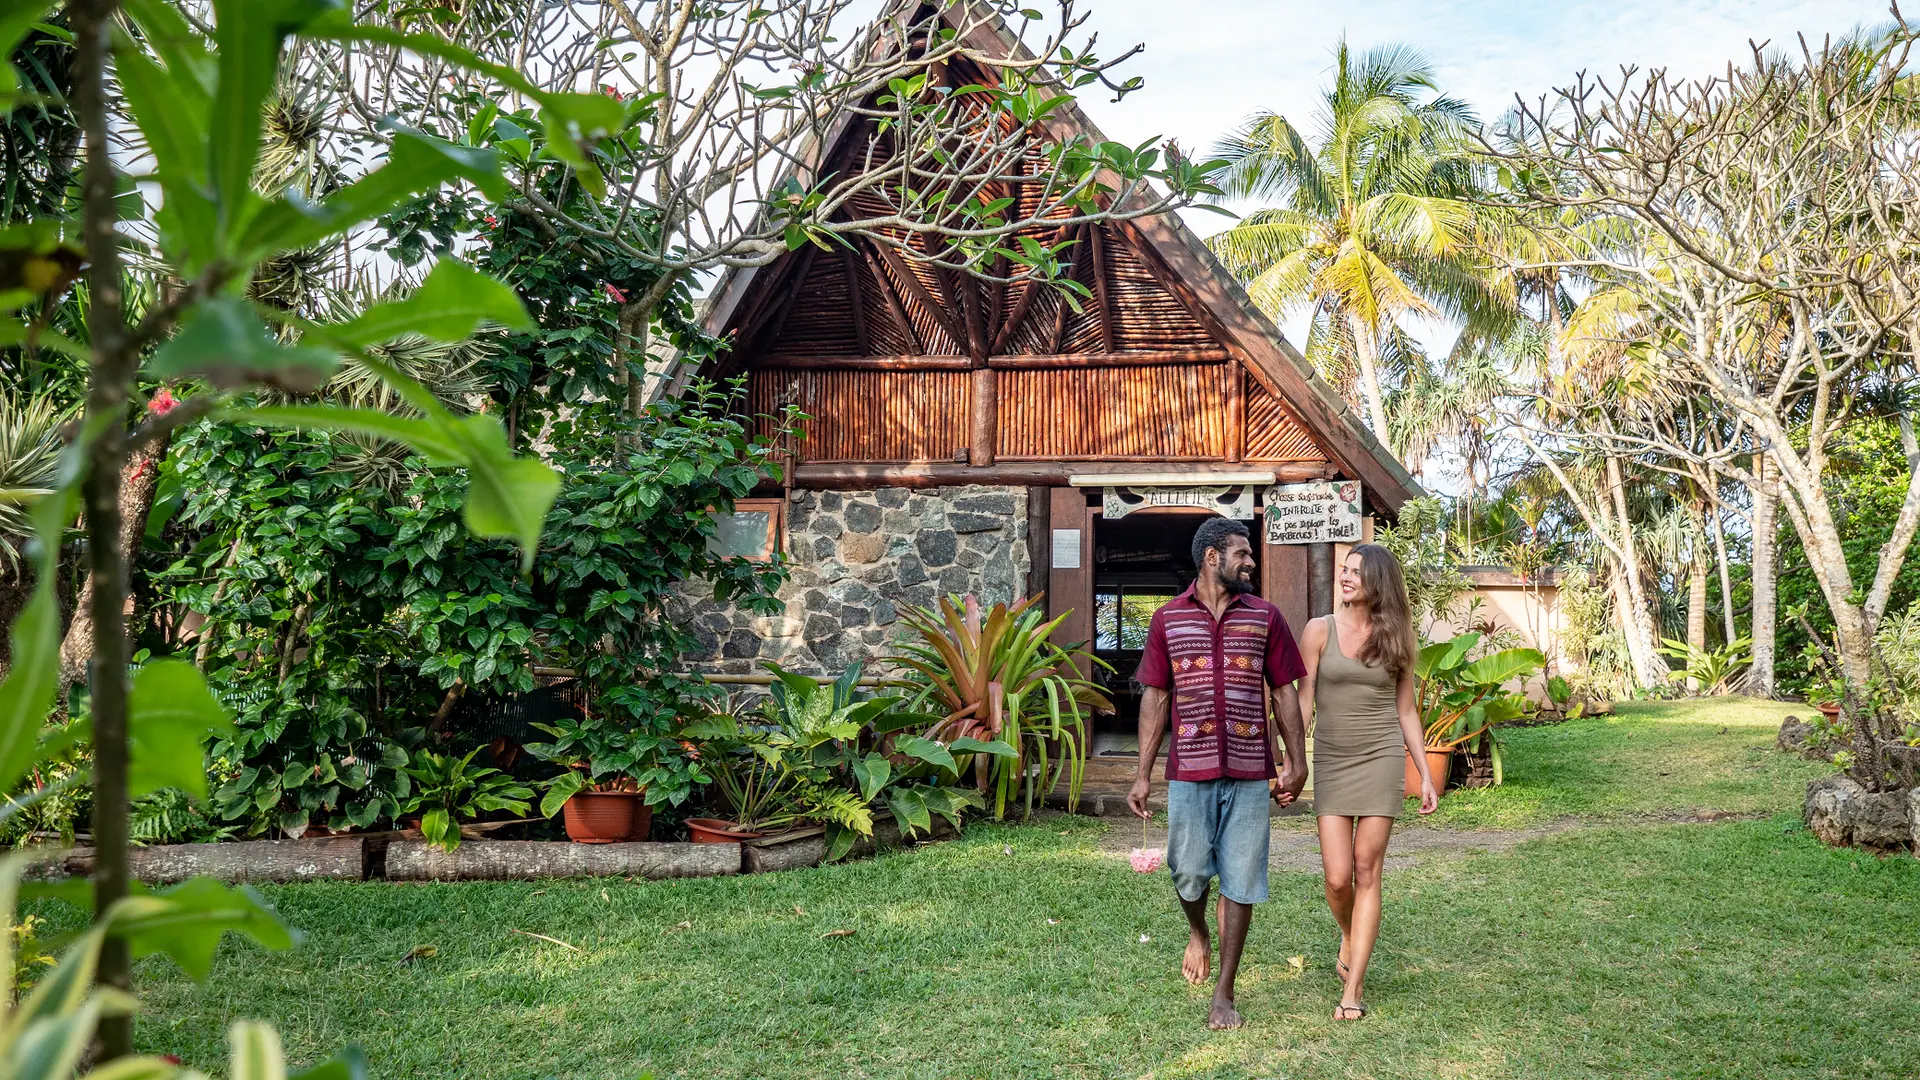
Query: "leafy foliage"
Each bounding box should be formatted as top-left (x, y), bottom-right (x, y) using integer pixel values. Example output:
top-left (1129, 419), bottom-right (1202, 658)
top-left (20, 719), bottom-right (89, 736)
top-left (1416, 631), bottom-right (1545, 784)
top-left (895, 594), bottom-right (1111, 820)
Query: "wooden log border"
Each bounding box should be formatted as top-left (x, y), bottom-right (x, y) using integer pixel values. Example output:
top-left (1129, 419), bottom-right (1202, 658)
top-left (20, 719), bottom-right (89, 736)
top-left (39, 819), bottom-right (965, 884)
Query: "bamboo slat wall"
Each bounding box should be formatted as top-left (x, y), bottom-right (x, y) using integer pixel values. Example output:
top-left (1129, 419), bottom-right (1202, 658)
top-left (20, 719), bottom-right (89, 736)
top-left (998, 364), bottom-right (1226, 460)
top-left (749, 369), bottom-right (972, 463)
top-left (1245, 381), bottom-right (1325, 461)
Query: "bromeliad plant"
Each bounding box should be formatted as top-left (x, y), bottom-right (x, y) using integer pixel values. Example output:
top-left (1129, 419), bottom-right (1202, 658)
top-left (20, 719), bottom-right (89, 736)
top-left (894, 593), bottom-right (1112, 820)
top-left (683, 663), bottom-right (980, 860)
top-left (1416, 632), bottom-right (1546, 785)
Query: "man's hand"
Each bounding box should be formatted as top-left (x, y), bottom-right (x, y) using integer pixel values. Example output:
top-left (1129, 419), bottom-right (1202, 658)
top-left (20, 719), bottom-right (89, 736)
top-left (1127, 774), bottom-right (1153, 819)
top-left (1273, 760), bottom-right (1307, 806)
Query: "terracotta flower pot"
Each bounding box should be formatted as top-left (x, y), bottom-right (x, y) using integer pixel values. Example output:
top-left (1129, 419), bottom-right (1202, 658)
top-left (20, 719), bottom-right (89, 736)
top-left (1405, 748), bottom-right (1453, 798)
top-left (561, 791), bottom-right (638, 844)
top-left (1817, 702), bottom-right (1842, 722)
top-left (685, 817), bottom-right (764, 844)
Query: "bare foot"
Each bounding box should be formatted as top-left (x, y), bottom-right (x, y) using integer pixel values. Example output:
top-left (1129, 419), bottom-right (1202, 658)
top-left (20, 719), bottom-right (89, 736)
top-left (1207, 996), bottom-right (1244, 1030)
top-left (1182, 928), bottom-right (1211, 985)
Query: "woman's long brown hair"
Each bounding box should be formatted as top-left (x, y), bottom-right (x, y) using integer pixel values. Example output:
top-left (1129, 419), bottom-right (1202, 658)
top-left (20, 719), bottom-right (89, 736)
top-left (1349, 543), bottom-right (1418, 677)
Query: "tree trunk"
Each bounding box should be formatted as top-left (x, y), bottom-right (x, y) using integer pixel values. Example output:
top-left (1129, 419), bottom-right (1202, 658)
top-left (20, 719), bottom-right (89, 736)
top-left (1603, 455), bottom-right (1667, 688)
top-left (1750, 451), bottom-right (1777, 698)
top-left (1710, 502), bottom-right (1737, 644)
top-left (1347, 313), bottom-right (1395, 454)
top-left (60, 431), bottom-right (169, 691)
top-left (1686, 501), bottom-right (1709, 692)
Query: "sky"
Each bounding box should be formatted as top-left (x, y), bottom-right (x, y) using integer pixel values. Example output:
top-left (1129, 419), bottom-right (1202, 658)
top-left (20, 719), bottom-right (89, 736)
top-left (1048, 0), bottom-right (1892, 487)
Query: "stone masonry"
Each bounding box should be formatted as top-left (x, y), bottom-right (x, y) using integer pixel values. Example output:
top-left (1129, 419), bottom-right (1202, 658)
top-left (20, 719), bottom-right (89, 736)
top-left (675, 485), bottom-right (1030, 676)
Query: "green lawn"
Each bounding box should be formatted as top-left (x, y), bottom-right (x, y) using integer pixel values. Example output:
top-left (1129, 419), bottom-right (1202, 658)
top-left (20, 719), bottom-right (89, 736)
top-left (57, 699), bottom-right (1920, 1079)
top-left (1400, 696), bottom-right (1831, 830)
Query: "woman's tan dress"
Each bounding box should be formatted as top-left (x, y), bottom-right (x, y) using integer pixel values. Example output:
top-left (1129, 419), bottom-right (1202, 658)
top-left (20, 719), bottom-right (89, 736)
top-left (1311, 615), bottom-right (1408, 818)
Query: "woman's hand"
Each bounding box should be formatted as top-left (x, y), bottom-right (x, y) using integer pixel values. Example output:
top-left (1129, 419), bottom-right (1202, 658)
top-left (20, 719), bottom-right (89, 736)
top-left (1417, 779), bottom-right (1438, 815)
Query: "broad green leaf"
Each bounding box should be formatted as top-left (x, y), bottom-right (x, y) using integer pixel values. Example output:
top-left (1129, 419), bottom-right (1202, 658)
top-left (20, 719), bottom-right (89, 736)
top-left (147, 298), bottom-right (338, 390)
top-left (0, 478), bottom-right (76, 796)
top-left (0, 5), bottom-right (55, 110)
top-left (948, 736), bottom-right (1016, 758)
top-left (107, 877), bottom-right (296, 981)
top-left (849, 753), bottom-right (891, 802)
top-left (323, 260), bottom-right (531, 348)
top-left (11, 924), bottom-right (104, 1035)
top-left (128, 659), bottom-right (235, 800)
top-left (228, 1020), bottom-right (289, 1080)
top-left (114, 39), bottom-right (217, 265)
top-left (447, 415), bottom-right (558, 571)
top-left (539, 771), bottom-right (584, 819)
top-left (6, 997), bottom-right (115, 1080)
top-left (210, 0), bottom-right (340, 247)
top-left (1457, 648), bottom-right (1545, 689)
top-left (73, 1055), bottom-right (186, 1080)
top-left (888, 787), bottom-right (932, 835)
top-left (239, 130), bottom-right (509, 259)
top-left (123, 0), bottom-right (217, 99)
top-left (892, 735), bottom-right (956, 775)
top-left (224, 405), bottom-right (463, 464)
top-left (421, 807), bottom-right (455, 851)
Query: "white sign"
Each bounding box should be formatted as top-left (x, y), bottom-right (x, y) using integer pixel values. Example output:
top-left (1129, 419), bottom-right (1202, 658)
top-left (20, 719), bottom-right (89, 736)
top-left (1263, 482), bottom-right (1364, 545)
top-left (1101, 485), bottom-right (1257, 520)
top-left (1051, 528), bottom-right (1082, 569)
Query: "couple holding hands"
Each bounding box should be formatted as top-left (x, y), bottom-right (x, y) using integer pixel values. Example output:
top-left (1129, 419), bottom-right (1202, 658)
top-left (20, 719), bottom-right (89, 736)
top-left (1125, 517), bottom-right (1438, 1029)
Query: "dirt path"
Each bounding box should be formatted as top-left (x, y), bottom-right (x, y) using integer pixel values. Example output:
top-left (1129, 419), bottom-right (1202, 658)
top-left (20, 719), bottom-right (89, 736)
top-left (1092, 810), bottom-right (1763, 873)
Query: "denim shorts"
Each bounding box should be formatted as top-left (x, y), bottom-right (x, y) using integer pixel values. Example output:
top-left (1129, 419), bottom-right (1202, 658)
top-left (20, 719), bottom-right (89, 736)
top-left (1166, 778), bottom-right (1271, 904)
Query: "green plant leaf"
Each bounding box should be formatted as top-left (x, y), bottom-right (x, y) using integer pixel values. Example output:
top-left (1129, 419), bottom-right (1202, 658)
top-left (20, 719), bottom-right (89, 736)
top-left (892, 735), bottom-right (957, 775)
top-left (290, 1046), bottom-right (370, 1080)
top-left (948, 737), bottom-right (1016, 758)
top-left (446, 415), bottom-right (559, 571)
top-left (147, 298), bottom-right (339, 390)
top-left (540, 771), bottom-right (585, 818)
top-left (0, 5), bottom-right (56, 110)
top-left (128, 659), bottom-right (235, 800)
top-left (106, 877), bottom-right (295, 981)
top-left (849, 753), bottom-right (891, 802)
top-left (227, 1019), bottom-right (289, 1080)
top-left (322, 259), bottom-right (531, 348)
top-left (888, 786), bottom-right (931, 835)
top-left (238, 130), bottom-right (510, 259)
top-left (0, 478), bottom-right (76, 796)
top-left (210, 0), bottom-right (341, 248)
top-left (421, 807), bottom-right (456, 851)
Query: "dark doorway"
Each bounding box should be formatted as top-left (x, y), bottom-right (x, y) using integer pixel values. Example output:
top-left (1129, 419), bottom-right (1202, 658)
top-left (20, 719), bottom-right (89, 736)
top-left (1086, 512), bottom-right (1259, 756)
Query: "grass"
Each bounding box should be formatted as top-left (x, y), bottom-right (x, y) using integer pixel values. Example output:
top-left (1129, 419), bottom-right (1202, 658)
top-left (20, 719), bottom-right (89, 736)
top-left (1394, 696), bottom-right (1832, 831)
top-left (46, 698), bottom-right (1920, 1079)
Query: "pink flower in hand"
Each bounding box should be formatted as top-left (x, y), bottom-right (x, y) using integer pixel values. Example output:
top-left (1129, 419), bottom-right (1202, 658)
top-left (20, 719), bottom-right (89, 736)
top-left (1128, 848), bottom-right (1163, 873)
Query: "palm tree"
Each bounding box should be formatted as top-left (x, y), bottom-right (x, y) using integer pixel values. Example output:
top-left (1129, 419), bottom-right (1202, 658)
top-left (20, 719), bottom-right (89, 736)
top-left (1205, 40), bottom-right (1517, 452)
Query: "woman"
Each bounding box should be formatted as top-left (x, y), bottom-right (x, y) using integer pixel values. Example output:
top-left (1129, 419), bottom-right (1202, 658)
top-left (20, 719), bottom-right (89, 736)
top-left (1298, 543), bottom-right (1437, 1022)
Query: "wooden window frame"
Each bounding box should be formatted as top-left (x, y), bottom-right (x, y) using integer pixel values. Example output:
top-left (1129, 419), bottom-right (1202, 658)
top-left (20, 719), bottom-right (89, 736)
top-left (708, 498), bottom-right (786, 562)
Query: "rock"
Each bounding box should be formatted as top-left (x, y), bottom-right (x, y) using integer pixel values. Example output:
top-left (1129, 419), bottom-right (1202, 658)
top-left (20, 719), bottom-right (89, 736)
top-left (840, 605), bottom-right (870, 628)
top-left (875, 487), bottom-right (910, 509)
top-left (1909, 788), bottom-right (1920, 858)
top-left (804, 611), bottom-right (841, 644)
top-left (820, 491), bottom-right (844, 512)
top-left (954, 490), bottom-right (1019, 515)
top-left (813, 514), bottom-right (844, 539)
top-left (841, 532), bottom-right (886, 564)
top-left (897, 554), bottom-right (929, 586)
top-left (1853, 789), bottom-right (1913, 849)
top-left (872, 598), bottom-right (897, 626)
top-left (722, 630), bottom-right (760, 659)
top-left (844, 501), bottom-right (883, 533)
top-left (948, 511), bottom-right (1002, 534)
top-left (1805, 774), bottom-right (1864, 846)
top-left (916, 530), bottom-right (957, 567)
top-left (1777, 716), bottom-right (1814, 754)
top-left (1805, 775), bottom-right (1914, 849)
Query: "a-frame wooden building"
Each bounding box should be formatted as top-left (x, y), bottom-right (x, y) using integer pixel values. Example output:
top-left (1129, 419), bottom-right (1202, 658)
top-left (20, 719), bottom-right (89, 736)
top-left (670, 2), bottom-right (1419, 731)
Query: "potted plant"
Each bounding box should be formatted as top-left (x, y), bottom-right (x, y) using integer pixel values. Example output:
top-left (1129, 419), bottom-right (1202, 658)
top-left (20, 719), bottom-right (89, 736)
top-left (526, 715), bottom-right (649, 843)
top-left (399, 748), bottom-right (536, 852)
top-left (1410, 633), bottom-right (1545, 796)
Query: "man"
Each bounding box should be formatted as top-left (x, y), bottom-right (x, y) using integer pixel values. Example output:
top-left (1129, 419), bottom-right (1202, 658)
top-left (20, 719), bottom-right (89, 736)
top-left (1128, 516), bottom-right (1308, 1030)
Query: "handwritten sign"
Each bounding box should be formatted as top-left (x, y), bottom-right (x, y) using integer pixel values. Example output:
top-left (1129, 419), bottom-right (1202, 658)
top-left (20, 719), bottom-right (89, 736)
top-left (1051, 528), bottom-right (1082, 570)
top-left (1101, 486), bottom-right (1258, 520)
top-left (1263, 482), bottom-right (1364, 545)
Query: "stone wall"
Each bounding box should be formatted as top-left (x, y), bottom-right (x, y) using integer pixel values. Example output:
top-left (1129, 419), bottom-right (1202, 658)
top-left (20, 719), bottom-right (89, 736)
top-left (675, 485), bottom-right (1030, 676)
